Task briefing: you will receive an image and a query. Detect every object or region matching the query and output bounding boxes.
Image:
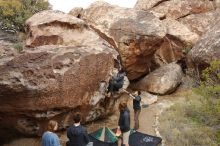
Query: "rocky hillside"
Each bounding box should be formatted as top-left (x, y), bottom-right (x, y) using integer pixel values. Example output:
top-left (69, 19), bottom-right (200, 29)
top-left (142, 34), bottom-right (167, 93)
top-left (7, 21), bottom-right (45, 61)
top-left (0, 0), bottom-right (220, 144)
top-left (69, 0), bottom-right (219, 80)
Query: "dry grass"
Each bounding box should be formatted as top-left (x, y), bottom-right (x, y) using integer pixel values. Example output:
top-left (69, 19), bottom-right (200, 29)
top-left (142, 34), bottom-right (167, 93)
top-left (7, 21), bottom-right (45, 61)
top-left (159, 92), bottom-right (218, 146)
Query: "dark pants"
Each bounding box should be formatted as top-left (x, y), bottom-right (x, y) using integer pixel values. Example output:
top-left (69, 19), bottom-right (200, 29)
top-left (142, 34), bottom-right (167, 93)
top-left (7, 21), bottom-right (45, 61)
top-left (134, 109), bottom-right (141, 130)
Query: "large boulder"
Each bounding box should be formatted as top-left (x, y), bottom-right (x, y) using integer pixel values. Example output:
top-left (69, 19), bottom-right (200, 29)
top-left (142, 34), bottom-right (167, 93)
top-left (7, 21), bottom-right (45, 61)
top-left (69, 1), bottom-right (203, 80)
top-left (0, 45), bottom-right (116, 139)
top-left (0, 10), bottom-right (118, 141)
top-left (141, 91), bottom-right (158, 105)
top-left (162, 19), bottom-right (199, 45)
top-left (214, 0), bottom-right (220, 8)
top-left (69, 1), bottom-right (167, 80)
top-left (179, 9), bottom-right (220, 36)
top-left (153, 18), bottom-right (199, 67)
top-left (187, 19), bottom-right (220, 72)
top-left (134, 0), bottom-right (220, 37)
top-left (135, 0), bottom-right (215, 20)
top-left (131, 63), bottom-right (183, 95)
top-left (134, 0), bottom-right (219, 68)
top-left (25, 10), bottom-right (110, 48)
top-left (69, 7), bottom-right (84, 18)
top-left (134, 0), bottom-right (167, 10)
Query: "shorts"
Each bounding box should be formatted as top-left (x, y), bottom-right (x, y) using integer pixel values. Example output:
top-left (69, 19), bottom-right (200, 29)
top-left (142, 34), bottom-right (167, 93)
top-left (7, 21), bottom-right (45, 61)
top-left (122, 130), bottom-right (130, 145)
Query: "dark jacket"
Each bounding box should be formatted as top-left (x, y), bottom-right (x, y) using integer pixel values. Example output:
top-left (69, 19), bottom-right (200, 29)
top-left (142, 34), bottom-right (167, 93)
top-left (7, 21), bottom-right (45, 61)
top-left (133, 95), bottom-right (141, 110)
top-left (114, 72), bottom-right (125, 86)
top-left (67, 125), bottom-right (89, 146)
top-left (118, 108), bottom-right (130, 133)
top-left (108, 73), bottom-right (125, 92)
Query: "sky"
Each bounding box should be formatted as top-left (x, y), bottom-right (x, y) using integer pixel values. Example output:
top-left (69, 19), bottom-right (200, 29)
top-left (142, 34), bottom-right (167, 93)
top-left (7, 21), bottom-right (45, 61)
top-left (49, 0), bottom-right (137, 13)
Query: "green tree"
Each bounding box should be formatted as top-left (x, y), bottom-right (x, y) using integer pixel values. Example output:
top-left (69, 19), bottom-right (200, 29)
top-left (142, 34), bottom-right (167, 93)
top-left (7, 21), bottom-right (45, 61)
top-left (0, 0), bottom-right (50, 32)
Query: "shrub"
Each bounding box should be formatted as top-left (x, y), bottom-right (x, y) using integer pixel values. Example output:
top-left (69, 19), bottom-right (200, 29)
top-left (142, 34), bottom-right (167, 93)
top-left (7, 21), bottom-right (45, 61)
top-left (0, 0), bottom-right (50, 32)
top-left (160, 92), bottom-right (218, 146)
top-left (194, 60), bottom-right (220, 98)
top-left (12, 42), bottom-right (23, 52)
top-left (160, 60), bottom-right (220, 146)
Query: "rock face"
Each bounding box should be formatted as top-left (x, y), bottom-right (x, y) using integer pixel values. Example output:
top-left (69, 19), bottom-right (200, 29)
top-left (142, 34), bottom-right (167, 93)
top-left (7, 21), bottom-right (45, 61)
top-left (0, 10), bottom-right (118, 141)
top-left (0, 43), bottom-right (18, 66)
top-left (153, 19), bottom-right (199, 67)
top-left (135, 0), bottom-right (215, 19)
top-left (132, 63), bottom-right (183, 95)
top-left (179, 9), bottom-right (220, 36)
top-left (134, 0), bottom-right (219, 37)
top-left (69, 7), bottom-right (84, 18)
top-left (162, 19), bottom-right (199, 45)
top-left (69, 1), bottom-right (203, 80)
top-left (187, 19), bottom-right (220, 72)
top-left (69, 1), bottom-right (167, 80)
top-left (133, 0), bottom-right (220, 70)
top-left (214, 0), bottom-right (220, 8)
top-left (25, 10), bottom-right (109, 48)
top-left (135, 0), bottom-right (167, 10)
top-left (0, 46), bottom-right (116, 138)
top-left (141, 91), bottom-right (158, 105)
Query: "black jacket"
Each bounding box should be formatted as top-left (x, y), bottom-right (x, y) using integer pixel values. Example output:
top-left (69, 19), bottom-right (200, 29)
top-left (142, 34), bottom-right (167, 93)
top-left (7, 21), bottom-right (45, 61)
top-left (118, 108), bottom-right (130, 132)
top-left (133, 95), bottom-right (141, 110)
top-left (114, 73), bottom-right (125, 85)
top-left (67, 125), bottom-right (89, 146)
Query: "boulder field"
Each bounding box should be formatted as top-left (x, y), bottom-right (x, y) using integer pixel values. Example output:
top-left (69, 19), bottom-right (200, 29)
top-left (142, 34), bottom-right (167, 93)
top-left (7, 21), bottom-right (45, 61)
top-left (1, 0), bottom-right (220, 143)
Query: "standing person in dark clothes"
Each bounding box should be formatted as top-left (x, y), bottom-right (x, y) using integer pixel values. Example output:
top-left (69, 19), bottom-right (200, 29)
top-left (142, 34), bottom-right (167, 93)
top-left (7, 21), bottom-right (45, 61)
top-left (66, 113), bottom-right (89, 146)
top-left (129, 91), bottom-right (141, 131)
top-left (117, 102), bottom-right (130, 146)
top-left (42, 120), bottom-right (61, 146)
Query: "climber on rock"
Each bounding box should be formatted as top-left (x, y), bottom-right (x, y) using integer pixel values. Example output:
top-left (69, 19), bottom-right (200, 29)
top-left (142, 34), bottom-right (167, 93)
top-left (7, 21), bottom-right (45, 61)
top-left (107, 69), bottom-right (127, 97)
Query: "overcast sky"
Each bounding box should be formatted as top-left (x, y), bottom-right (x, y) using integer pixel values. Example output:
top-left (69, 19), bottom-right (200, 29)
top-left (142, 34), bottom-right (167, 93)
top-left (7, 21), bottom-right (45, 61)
top-left (49, 0), bottom-right (137, 13)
